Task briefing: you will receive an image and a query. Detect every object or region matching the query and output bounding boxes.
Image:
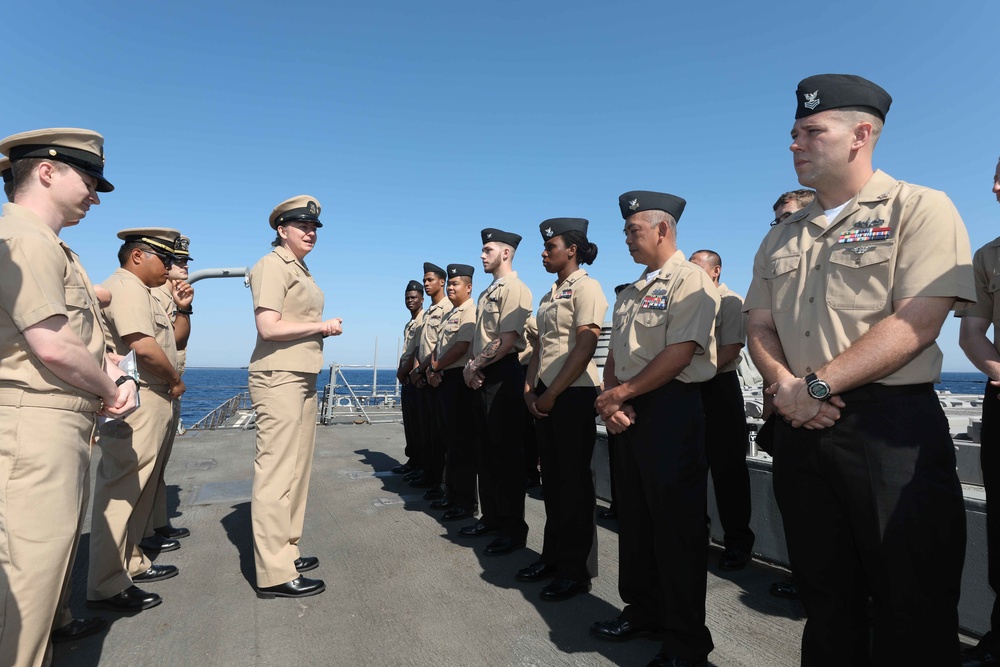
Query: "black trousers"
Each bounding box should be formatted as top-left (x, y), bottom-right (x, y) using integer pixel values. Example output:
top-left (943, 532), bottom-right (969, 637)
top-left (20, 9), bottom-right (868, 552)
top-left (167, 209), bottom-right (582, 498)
top-left (534, 382), bottom-right (599, 579)
top-left (615, 381), bottom-right (713, 661)
top-left (401, 382), bottom-right (422, 466)
top-left (439, 369), bottom-right (478, 511)
top-left (474, 354), bottom-right (528, 540)
top-left (521, 364), bottom-right (540, 482)
top-left (773, 384), bottom-right (965, 667)
top-left (419, 384), bottom-right (444, 484)
top-left (699, 370), bottom-right (754, 552)
top-left (981, 382), bottom-right (1000, 638)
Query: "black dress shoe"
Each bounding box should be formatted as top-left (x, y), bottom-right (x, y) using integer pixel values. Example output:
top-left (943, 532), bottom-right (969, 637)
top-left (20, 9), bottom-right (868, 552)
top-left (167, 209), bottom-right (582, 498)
top-left (51, 617), bottom-right (108, 644)
top-left (598, 507), bottom-right (617, 520)
top-left (294, 556), bottom-right (319, 573)
top-left (769, 580), bottom-right (799, 599)
top-left (423, 487), bottom-right (445, 500)
top-left (402, 469), bottom-right (424, 482)
top-left (154, 524), bottom-right (190, 539)
top-left (391, 462), bottom-right (415, 474)
top-left (590, 616), bottom-right (664, 642)
top-left (441, 507), bottom-right (473, 522)
top-left (87, 585), bottom-right (162, 612)
top-left (257, 576), bottom-right (326, 599)
top-left (646, 652), bottom-right (708, 667)
top-left (459, 522), bottom-right (499, 538)
top-left (132, 564), bottom-right (179, 583)
top-left (429, 498), bottom-right (454, 510)
top-left (484, 536), bottom-right (526, 556)
top-left (540, 578), bottom-right (591, 601)
top-left (516, 561), bottom-right (556, 582)
top-left (408, 476), bottom-right (436, 488)
top-left (138, 535), bottom-right (180, 553)
top-left (718, 548), bottom-right (751, 570)
top-left (963, 639), bottom-right (1000, 667)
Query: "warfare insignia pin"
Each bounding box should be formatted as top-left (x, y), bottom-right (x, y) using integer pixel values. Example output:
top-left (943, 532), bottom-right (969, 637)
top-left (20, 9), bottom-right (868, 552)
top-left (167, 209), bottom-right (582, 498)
top-left (849, 245), bottom-right (875, 255)
top-left (628, 199), bottom-right (639, 211)
top-left (804, 90), bottom-right (821, 110)
top-left (545, 227), bottom-right (553, 237)
top-left (651, 288), bottom-right (667, 296)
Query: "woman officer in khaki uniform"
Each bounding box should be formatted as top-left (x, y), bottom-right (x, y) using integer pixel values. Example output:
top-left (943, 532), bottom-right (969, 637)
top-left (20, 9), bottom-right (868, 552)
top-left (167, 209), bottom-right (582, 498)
top-left (248, 195), bottom-right (342, 598)
top-left (520, 217), bottom-right (608, 601)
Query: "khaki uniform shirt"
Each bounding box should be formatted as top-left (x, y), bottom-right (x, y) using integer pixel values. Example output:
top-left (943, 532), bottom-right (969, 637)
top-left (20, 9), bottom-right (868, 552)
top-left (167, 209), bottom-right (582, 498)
top-left (399, 308), bottom-right (424, 367)
top-left (102, 268), bottom-right (178, 392)
top-left (715, 283), bottom-right (746, 375)
top-left (611, 249), bottom-right (719, 384)
top-left (536, 269), bottom-right (608, 388)
top-left (435, 300), bottom-right (476, 370)
top-left (417, 300), bottom-right (448, 363)
top-left (248, 246), bottom-right (325, 374)
top-left (956, 237), bottom-right (1000, 354)
top-left (518, 315), bottom-right (537, 365)
top-left (744, 170), bottom-right (975, 384)
top-left (0, 203), bottom-right (106, 398)
top-left (472, 272), bottom-right (533, 357)
top-left (152, 284), bottom-right (186, 374)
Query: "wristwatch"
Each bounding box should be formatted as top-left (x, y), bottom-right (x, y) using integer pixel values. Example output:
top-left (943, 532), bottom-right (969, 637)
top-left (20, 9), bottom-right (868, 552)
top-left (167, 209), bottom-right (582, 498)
top-left (115, 375), bottom-right (138, 388)
top-left (804, 373), bottom-right (831, 402)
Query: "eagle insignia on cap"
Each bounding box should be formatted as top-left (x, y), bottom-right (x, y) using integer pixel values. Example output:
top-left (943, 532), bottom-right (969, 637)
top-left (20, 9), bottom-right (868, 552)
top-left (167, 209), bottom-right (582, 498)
top-left (451, 268), bottom-right (457, 274)
top-left (307, 201), bottom-right (318, 215)
top-left (804, 90), bottom-right (821, 110)
top-left (628, 199), bottom-right (639, 211)
top-left (487, 232), bottom-right (493, 239)
top-left (544, 227), bottom-right (553, 237)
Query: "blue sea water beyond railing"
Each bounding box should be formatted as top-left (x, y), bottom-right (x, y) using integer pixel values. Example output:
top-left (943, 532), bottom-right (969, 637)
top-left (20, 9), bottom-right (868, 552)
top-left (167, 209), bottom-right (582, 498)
top-left (178, 368), bottom-right (991, 428)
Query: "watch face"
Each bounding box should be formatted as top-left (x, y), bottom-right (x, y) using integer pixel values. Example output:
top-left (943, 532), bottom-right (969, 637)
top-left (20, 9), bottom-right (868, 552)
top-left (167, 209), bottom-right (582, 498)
top-left (809, 381), bottom-right (831, 400)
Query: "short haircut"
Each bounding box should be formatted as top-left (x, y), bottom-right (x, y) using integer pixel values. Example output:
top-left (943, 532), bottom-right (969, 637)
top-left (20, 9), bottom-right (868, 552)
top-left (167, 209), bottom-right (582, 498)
top-left (641, 209), bottom-right (677, 234)
top-left (772, 189), bottom-right (816, 213)
top-left (10, 158), bottom-right (71, 199)
top-left (117, 240), bottom-right (159, 267)
top-left (690, 249), bottom-right (721, 270)
top-left (835, 107), bottom-right (884, 146)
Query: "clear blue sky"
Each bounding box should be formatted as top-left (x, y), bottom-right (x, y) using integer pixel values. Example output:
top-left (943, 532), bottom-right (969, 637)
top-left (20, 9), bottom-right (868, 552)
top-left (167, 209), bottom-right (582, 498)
top-left (5, 1), bottom-right (998, 371)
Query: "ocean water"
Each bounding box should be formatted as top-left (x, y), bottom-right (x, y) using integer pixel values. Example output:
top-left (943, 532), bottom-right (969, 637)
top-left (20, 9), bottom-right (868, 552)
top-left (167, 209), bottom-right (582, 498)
top-left (179, 367), bottom-right (400, 427)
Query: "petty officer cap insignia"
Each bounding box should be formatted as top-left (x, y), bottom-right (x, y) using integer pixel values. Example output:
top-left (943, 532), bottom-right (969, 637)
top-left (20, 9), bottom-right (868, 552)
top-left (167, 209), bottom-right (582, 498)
top-left (540, 217), bottom-right (589, 240)
top-left (447, 263), bottom-right (475, 278)
top-left (269, 195), bottom-right (323, 230)
top-left (116, 227), bottom-right (182, 256)
top-left (0, 128), bottom-right (114, 192)
top-left (172, 235), bottom-right (193, 262)
top-left (406, 280), bottom-right (423, 292)
top-left (0, 156), bottom-right (11, 184)
top-left (618, 191), bottom-right (686, 223)
top-left (423, 262), bottom-right (447, 279)
top-left (795, 74), bottom-right (892, 121)
top-left (481, 228), bottom-right (522, 248)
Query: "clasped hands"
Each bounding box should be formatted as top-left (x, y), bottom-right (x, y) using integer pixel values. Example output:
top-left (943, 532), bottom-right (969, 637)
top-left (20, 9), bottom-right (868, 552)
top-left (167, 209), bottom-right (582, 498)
top-left (767, 376), bottom-right (845, 430)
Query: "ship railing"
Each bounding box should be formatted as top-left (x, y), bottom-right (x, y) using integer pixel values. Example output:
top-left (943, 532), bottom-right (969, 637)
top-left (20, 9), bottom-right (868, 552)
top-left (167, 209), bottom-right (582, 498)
top-left (320, 363), bottom-right (402, 425)
top-left (189, 391), bottom-right (254, 430)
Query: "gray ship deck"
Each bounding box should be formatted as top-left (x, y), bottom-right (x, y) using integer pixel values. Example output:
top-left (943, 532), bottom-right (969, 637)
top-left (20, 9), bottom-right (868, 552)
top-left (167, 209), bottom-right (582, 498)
top-left (57, 421), bottom-right (977, 666)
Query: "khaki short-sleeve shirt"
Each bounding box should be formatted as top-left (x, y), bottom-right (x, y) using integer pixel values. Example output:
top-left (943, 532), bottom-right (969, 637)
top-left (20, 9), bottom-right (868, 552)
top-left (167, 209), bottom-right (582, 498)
top-left (435, 300), bottom-right (476, 370)
top-left (102, 268), bottom-right (178, 391)
top-left (0, 203), bottom-right (106, 397)
top-left (399, 308), bottom-right (424, 365)
top-left (715, 283), bottom-right (746, 375)
top-left (956, 237), bottom-right (1000, 354)
top-left (417, 300), bottom-right (448, 363)
top-left (152, 284), bottom-right (186, 374)
top-left (536, 269), bottom-right (609, 388)
top-left (744, 170), bottom-right (975, 384)
top-left (473, 272), bottom-right (533, 358)
top-left (248, 246), bottom-right (325, 374)
top-left (611, 249), bottom-right (719, 384)
top-left (518, 315), bottom-right (537, 365)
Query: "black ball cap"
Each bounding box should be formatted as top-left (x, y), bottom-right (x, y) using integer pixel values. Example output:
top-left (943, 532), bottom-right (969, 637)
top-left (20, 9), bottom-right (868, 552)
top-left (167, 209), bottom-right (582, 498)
top-left (795, 74), bottom-right (891, 120)
top-left (481, 228), bottom-right (521, 248)
top-left (423, 262), bottom-right (446, 279)
top-left (447, 263), bottom-right (475, 279)
top-left (539, 217), bottom-right (588, 240)
top-left (618, 191), bottom-right (686, 223)
top-left (405, 280), bottom-right (423, 293)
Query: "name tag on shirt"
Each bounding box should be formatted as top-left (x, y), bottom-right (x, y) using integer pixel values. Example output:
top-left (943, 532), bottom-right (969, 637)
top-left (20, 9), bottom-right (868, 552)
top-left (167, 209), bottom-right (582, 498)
top-left (640, 295), bottom-right (666, 310)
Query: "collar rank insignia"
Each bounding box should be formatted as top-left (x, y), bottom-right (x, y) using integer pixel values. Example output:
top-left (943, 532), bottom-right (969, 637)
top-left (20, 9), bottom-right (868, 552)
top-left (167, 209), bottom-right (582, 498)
top-left (640, 295), bottom-right (666, 310)
top-left (804, 90), bottom-right (821, 110)
top-left (628, 198), bottom-right (639, 211)
top-left (556, 288), bottom-right (572, 299)
top-left (544, 227), bottom-right (553, 237)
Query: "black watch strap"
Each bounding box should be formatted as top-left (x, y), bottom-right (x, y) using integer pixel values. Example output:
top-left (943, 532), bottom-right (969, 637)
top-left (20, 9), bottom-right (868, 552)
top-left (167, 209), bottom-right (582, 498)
top-left (115, 375), bottom-right (138, 387)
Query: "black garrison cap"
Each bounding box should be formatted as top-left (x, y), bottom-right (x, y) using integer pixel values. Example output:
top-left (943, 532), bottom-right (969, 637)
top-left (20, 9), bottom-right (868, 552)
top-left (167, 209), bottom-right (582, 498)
top-left (447, 263), bottom-right (475, 278)
top-left (795, 74), bottom-right (892, 120)
top-left (539, 217), bottom-right (588, 240)
top-left (618, 191), bottom-right (686, 223)
top-left (423, 262), bottom-right (447, 279)
top-left (481, 228), bottom-right (522, 249)
top-left (405, 280), bottom-right (423, 292)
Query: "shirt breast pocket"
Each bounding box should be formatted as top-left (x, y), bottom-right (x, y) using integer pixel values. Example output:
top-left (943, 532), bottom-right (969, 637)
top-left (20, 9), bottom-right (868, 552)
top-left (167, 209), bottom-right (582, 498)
top-left (826, 244), bottom-right (893, 310)
top-left (635, 309), bottom-right (667, 348)
top-left (768, 255), bottom-right (800, 313)
top-left (988, 274), bottom-right (1000, 325)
